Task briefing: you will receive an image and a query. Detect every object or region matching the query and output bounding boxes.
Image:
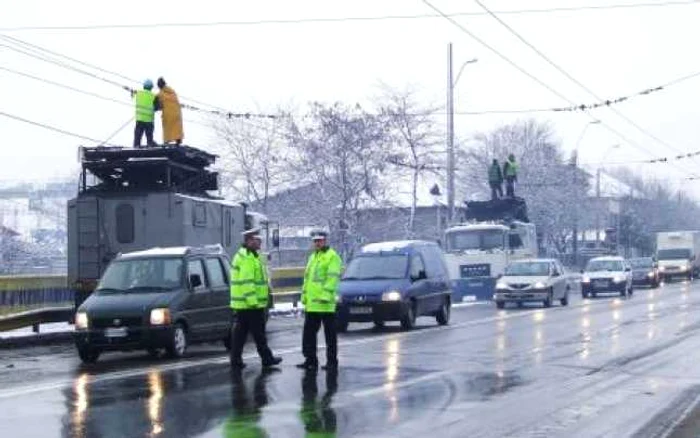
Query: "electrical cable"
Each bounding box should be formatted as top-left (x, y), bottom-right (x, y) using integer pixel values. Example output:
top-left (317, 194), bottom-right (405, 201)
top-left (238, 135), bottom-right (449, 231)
top-left (1, 1), bottom-right (698, 32)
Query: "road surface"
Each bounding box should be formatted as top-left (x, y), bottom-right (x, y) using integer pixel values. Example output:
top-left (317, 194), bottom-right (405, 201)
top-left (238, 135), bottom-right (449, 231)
top-left (2, 281), bottom-right (700, 437)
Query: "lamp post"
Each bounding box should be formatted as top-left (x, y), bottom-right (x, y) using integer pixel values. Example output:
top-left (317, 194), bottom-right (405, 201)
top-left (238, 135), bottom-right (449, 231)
top-left (446, 42), bottom-right (478, 223)
top-left (572, 120), bottom-right (601, 267)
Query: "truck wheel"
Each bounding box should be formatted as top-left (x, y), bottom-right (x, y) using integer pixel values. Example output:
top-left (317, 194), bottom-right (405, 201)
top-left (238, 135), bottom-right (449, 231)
top-left (400, 301), bottom-right (417, 330)
top-left (77, 347), bottom-right (100, 364)
top-left (166, 323), bottom-right (188, 358)
top-left (436, 297), bottom-right (451, 326)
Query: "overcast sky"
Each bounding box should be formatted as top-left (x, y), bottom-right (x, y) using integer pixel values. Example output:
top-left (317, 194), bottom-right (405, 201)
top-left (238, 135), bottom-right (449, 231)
top-left (2, 0), bottom-right (700, 196)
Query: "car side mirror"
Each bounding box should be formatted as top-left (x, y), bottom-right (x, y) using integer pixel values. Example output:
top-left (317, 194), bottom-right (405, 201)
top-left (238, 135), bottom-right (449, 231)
top-left (272, 229), bottom-right (280, 248)
top-left (411, 270), bottom-right (427, 282)
top-left (190, 274), bottom-right (202, 289)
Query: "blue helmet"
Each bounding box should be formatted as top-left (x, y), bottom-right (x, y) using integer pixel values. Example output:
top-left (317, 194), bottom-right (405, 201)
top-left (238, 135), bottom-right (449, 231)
top-left (143, 79), bottom-right (154, 90)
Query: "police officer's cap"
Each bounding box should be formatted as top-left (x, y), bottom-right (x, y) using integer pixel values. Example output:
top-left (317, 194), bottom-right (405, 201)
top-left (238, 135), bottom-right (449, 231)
top-left (242, 227), bottom-right (261, 239)
top-left (310, 230), bottom-right (329, 241)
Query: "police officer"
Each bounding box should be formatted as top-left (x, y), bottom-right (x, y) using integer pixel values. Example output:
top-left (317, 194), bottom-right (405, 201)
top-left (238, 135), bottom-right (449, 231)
top-left (133, 79), bottom-right (158, 148)
top-left (230, 228), bottom-right (282, 369)
top-left (296, 230), bottom-right (343, 371)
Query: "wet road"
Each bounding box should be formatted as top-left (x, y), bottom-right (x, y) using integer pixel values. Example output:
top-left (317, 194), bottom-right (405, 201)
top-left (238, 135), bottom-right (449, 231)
top-left (3, 282), bottom-right (700, 437)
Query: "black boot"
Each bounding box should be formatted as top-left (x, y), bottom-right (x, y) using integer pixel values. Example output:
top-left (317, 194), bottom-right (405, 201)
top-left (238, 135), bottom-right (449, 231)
top-left (262, 356), bottom-right (283, 368)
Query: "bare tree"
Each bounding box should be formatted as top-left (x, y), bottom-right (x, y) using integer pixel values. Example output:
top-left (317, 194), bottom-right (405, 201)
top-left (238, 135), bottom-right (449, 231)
top-left (288, 102), bottom-right (390, 257)
top-left (213, 112), bottom-right (297, 213)
top-left (378, 87), bottom-right (443, 237)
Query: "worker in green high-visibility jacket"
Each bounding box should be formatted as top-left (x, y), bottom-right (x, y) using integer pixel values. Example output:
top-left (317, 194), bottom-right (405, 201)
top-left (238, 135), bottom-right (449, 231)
top-left (503, 154), bottom-right (519, 198)
top-left (296, 230), bottom-right (343, 371)
top-left (132, 79), bottom-right (158, 148)
top-left (229, 228), bottom-right (282, 370)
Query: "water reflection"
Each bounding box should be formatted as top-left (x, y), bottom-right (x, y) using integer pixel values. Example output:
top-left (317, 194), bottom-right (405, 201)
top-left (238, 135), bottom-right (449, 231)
top-left (70, 373), bottom-right (90, 438)
top-left (148, 370), bottom-right (164, 437)
top-left (223, 370), bottom-right (273, 438)
top-left (300, 370), bottom-right (338, 437)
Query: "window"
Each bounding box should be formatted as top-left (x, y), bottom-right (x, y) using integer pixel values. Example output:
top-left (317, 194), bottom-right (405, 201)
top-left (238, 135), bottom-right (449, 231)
top-left (446, 229), bottom-right (505, 252)
top-left (508, 233), bottom-right (524, 249)
top-left (421, 247), bottom-right (447, 279)
top-left (187, 259), bottom-right (208, 292)
top-left (115, 203), bottom-right (135, 243)
top-left (410, 254), bottom-right (426, 279)
top-left (224, 210), bottom-right (231, 246)
top-left (343, 254), bottom-right (408, 280)
top-left (97, 258), bottom-right (183, 291)
top-left (205, 258), bottom-right (227, 288)
top-left (193, 203), bottom-right (207, 227)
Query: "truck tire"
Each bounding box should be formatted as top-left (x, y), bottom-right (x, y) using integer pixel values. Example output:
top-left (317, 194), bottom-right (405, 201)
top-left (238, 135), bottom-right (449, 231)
top-left (77, 347), bottom-right (100, 364)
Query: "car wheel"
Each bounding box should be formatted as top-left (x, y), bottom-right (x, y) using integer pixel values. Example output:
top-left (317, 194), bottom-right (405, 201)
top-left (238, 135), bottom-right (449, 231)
top-left (77, 346), bottom-right (100, 364)
top-left (436, 298), bottom-right (451, 326)
top-left (400, 301), bottom-right (417, 330)
top-left (147, 348), bottom-right (161, 359)
top-left (543, 290), bottom-right (552, 308)
top-left (560, 291), bottom-right (569, 306)
top-left (496, 301), bottom-right (505, 309)
top-left (166, 323), bottom-right (188, 358)
top-left (373, 319), bottom-right (385, 330)
top-left (337, 319), bottom-right (349, 333)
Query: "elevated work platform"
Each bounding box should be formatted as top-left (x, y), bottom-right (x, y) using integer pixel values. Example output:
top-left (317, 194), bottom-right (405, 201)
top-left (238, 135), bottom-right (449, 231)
top-left (464, 197), bottom-right (529, 223)
top-left (78, 145), bottom-right (219, 195)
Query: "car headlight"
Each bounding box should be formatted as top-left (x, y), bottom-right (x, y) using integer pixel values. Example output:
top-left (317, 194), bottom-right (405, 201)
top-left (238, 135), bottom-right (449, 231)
top-left (150, 308), bottom-right (171, 325)
top-left (647, 272), bottom-right (655, 278)
top-left (680, 265), bottom-right (689, 272)
top-left (75, 312), bottom-right (89, 330)
top-left (496, 282), bottom-right (508, 290)
top-left (381, 291), bottom-right (402, 302)
top-left (659, 266), bottom-right (666, 272)
top-left (581, 276), bottom-right (591, 284)
top-left (534, 282), bottom-right (546, 289)
top-left (613, 275), bottom-right (625, 283)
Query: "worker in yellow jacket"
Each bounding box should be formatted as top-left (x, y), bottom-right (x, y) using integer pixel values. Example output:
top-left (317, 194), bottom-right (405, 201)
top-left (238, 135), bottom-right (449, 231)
top-left (230, 228), bottom-right (282, 369)
top-left (156, 77), bottom-right (184, 145)
top-left (297, 230), bottom-right (343, 371)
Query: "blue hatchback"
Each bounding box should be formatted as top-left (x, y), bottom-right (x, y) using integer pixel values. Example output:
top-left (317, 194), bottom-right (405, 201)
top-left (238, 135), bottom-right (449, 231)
top-left (337, 240), bottom-right (453, 331)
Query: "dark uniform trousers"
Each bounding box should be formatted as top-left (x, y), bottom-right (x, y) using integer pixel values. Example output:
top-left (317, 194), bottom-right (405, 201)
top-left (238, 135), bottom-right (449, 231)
top-left (302, 312), bottom-right (338, 365)
top-left (230, 309), bottom-right (274, 364)
top-left (133, 121), bottom-right (156, 148)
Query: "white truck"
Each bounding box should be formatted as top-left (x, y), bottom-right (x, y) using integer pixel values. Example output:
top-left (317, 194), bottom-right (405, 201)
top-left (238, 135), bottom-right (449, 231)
top-left (443, 199), bottom-right (538, 302)
top-left (655, 231), bottom-right (700, 281)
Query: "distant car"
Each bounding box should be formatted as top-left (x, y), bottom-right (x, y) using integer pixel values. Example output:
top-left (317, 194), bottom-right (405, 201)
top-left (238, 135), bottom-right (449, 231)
top-left (337, 240), bottom-right (452, 331)
top-left (73, 245), bottom-right (233, 364)
top-left (494, 259), bottom-right (570, 309)
top-left (629, 257), bottom-right (660, 288)
top-left (581, 256), bottom-right (633, 299)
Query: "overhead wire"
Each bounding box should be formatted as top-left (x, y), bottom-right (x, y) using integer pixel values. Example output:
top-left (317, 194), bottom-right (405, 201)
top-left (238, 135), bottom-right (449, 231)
top-left (1, 1), bottom-right (698, 32)
top-left (0, 110), bottom-right (116, 145)
top-left (473, 0), bottom-right (700, 176)
top-left (0, 34), bottom-right (278, 120)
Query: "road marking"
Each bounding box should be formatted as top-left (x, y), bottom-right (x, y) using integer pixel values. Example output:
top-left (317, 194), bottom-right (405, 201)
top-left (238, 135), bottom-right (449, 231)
top-left (0, 284), bottom-right (690, 399)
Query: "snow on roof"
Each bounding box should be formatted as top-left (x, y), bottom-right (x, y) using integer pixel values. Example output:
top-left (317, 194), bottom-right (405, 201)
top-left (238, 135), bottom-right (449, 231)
top-left (445, 223), bottom-right (510, 233)
top-left (119, 247), bottom-right (190, 258)
top-left (361, 240), bottom-right (426, 253)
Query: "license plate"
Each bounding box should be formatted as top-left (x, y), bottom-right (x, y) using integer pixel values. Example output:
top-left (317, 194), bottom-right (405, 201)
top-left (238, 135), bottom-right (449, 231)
top-left (105, 327), bottom-right (128, 338)
top-left (350, 306), bottom-right (372, 315)
top-left (593, 280), bottom-right (608, 288)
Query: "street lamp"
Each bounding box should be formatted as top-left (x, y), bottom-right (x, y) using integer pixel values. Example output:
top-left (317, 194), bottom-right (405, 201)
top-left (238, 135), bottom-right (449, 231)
top-left (596, 144), bottom-right (621, 243)
top-left (572, 119), bottom-right (601, 267)
top-left (447, 42), bottom-right (478, 223)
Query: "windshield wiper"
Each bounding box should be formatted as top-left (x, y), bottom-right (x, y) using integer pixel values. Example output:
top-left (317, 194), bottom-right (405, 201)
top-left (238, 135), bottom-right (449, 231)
top-left (95, 287), bottom-right (124, 293)
top-left (125, 286), bottom-right (174, 292)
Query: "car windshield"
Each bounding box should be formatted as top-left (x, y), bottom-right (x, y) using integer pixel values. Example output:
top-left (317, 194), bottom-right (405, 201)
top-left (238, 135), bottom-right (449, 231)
top-left (630, 258), bottom-right (653, 268)
top-left (657, 249), bottom-right (691, 260)
top-left (586, 260), bottom-right (624, 272)
top-left (343, 254), bottom-right (408, 280)
top-left (96, 257), bottom-right (184, 292)
top-left (505, 262), bottom-right (551, 276)
top-left (446, 229), bottom-right (505, 252)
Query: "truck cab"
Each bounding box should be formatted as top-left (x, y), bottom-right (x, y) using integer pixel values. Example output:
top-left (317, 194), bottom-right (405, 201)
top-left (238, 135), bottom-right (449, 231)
top-left (444, 220), bottom-right (537, 302)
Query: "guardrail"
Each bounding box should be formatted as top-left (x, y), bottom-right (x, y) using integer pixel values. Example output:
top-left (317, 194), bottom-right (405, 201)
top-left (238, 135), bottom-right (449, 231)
top-left (0, 306), bottom-right (73, 332)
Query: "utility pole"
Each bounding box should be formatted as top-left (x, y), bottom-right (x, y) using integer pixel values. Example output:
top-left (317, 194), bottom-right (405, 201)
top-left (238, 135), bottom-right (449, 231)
top-left (446, 43), bottom-right (455, 223)
top-left (595, 168), bottom-right (601, 243)
top-left (572, 153), bottom-right (579, 267)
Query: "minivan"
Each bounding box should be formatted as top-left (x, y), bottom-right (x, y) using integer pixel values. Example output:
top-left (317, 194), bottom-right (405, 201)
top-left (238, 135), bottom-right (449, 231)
top-left (336, 240), bottom-right (453, 331)
top-left (73, 245), bottom-right (234, 363)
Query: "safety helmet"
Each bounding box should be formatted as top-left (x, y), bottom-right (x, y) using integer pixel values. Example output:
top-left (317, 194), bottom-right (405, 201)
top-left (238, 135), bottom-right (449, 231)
top-left (143, 79), bottom-right (154, 90)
